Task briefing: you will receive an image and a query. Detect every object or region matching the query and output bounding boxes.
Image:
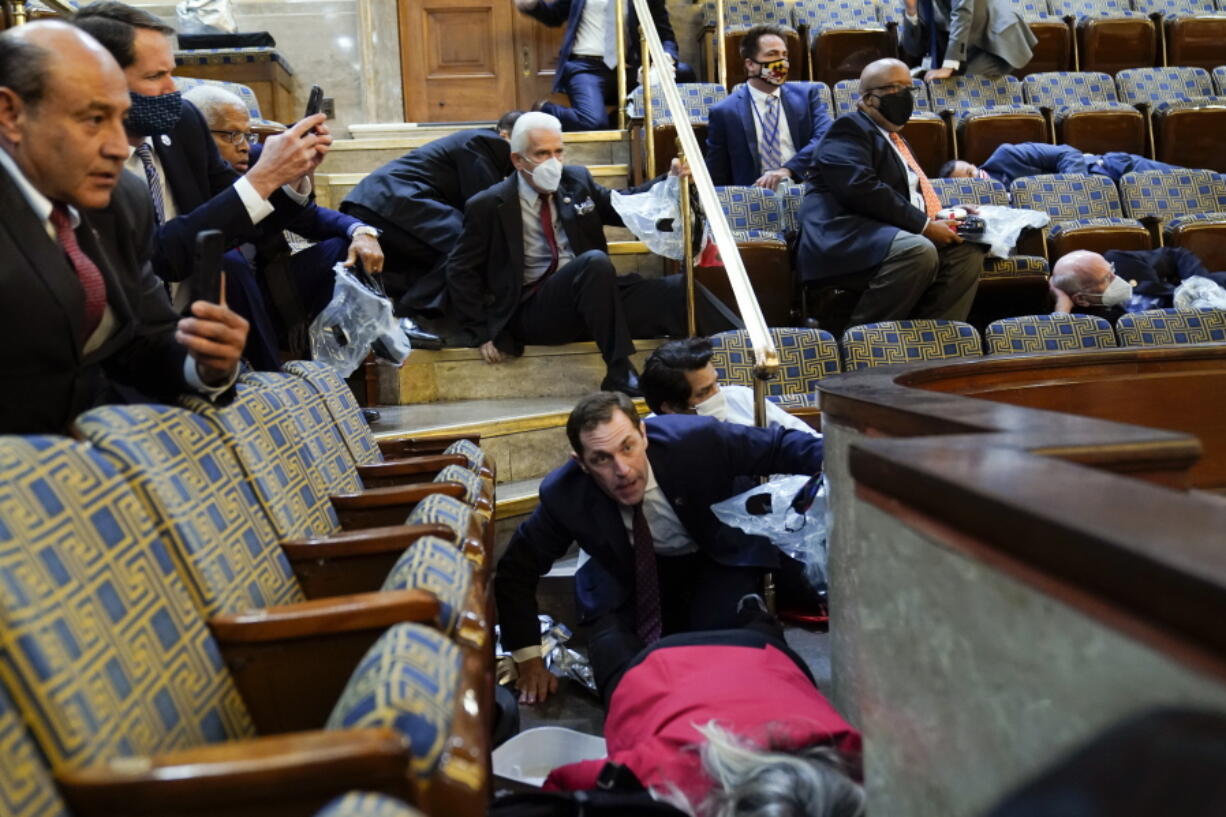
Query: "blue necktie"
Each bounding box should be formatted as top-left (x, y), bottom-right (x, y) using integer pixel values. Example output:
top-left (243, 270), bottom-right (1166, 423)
top-left (134, 142), bottom-right (166, 225)
top-left (760, 95), bottom-right (783, 172)
top-left (918, 0), bottom-right (942, 70)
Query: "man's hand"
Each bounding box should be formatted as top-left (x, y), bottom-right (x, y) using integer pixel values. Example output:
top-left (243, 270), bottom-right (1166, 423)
top-left (345, 234), bottom-right (384, 273)
top-left (513, 0), bottom-right (538, 11)
top-left (753, 168), bottom-right (793, 190)
top-left (515, 656), bottom-right (558, 705)
top-left (667, 157), bottom-right (690, 178)
top-left (245, 114), bottom-right (328, 198)
top-left (925, 67), bottom-right (955, 81)
top-left (922, 219), bottom-right (963, 247)
top-left (178, 301), bottom-right (249, 385)
top-left (307, 121), bottom-right (333, 173)
top-left (479, 340), bottom-right (505, 364)
top-left (1050, 283), bottom-right (1074, 313)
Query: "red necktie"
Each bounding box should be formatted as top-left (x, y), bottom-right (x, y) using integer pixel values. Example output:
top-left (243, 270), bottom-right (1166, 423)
top-left (539, 193), bottom-right (560, 279)
top-left (50, 203), bottom-right (107, 341)
top-left (889, 132), bottom-right (942, 219)
top-left (632, 504), bottom-right (663, 645)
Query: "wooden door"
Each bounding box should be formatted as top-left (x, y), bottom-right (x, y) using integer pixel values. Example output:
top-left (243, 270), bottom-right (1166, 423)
top-left (400, 0), bottom-right (518, 122)
top-left (514, 12), bottom-right (566, 107)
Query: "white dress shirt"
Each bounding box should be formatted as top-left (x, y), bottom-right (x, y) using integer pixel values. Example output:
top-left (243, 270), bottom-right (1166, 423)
top-left (517, 172), bottom-right (575, 288)
top-left (720, 385), bottom-right (821, 437)
top-left (747, 82), bottom-right (796, 171)
top-left (0, 147), bottom-right (231, 394)
top-left (572, 0), bottom-right (608, 58)
top-left (874, 122), bottom-right (925, 215)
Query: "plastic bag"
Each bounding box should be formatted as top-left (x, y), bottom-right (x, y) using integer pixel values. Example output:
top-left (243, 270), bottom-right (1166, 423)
top-left (971, 204), bottom-right (1050, 259)
top-left (176, 0), bottom-right (237, 33)
top-left (610, 175), bottom-right (686, 260)
top-left (495, 616), bottom-right (598, 696)
top-left (309, 263), bottom-right (410, 377)
top-left (1174, 276), bottom-right (1226, 310)
top-left (711, 474), bottom-right (828, 587)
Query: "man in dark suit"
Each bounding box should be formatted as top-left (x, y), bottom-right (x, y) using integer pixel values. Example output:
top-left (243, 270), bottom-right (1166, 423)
top-left (705, 24), bottom-right (833, 189)
top-left (941, 143), bottom-right (1186, 187)
top-left (341, 115), bottom-right (519, 316)
top-left (496, 391), bottom-right (824, 704)
top-left (445, 112), bottom-right (739, 394)
top-left (901, 0), bottom-right (1036, 80)
top-left (0, 22), bottom-right (247, 434)
top-left (797, 58), bottom-right (984, 325)
top-left (513, 0), bottom-right (693, 131)
top-left (73, 2), bottom-right (328, 370)
top-left (1050, 248), bottom-right (1226, 323)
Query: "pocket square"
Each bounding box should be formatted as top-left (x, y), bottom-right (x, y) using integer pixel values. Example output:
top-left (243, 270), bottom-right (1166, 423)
top-left (574, 197), bottom-right (596, 215)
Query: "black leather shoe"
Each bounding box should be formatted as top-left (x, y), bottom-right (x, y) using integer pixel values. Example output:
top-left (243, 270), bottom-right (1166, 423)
top-left (361, 408), bottom-right (381, 425)
top-left (399, 317), bottom-right (444, 350)
top-left (600, 365), bottom-right (643, 398)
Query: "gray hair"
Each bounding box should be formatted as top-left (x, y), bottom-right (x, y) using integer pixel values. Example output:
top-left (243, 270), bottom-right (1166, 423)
top-left (0, 29), bottom-right (51, 108)
top-left (659, 722), bottom-right (865, 817)
top-left (509, 110), bottom-right (562, 155)
top-left (1051, 249), bottom-right (1110, 296)
top-left (182, 84), bottom-right (248, 128)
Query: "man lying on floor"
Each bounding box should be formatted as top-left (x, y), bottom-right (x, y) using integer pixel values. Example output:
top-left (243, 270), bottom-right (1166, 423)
top-left (543, 599), bottom-right (864, 817)
top-left (495, 390), bottom-right (824, 705)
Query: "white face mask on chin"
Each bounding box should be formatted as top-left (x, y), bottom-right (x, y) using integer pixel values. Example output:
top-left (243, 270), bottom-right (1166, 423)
top-left (525, 156), bottom-right (563, 192)
top-left (693, 388), bottom-right (729, 421)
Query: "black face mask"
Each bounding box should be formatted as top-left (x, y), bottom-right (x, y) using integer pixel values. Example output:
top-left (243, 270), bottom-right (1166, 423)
top-left (873, 89), bottom-right (913, 127)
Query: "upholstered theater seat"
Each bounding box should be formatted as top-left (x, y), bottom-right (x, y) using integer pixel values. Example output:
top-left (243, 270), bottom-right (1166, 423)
top-left (1119, 168), bottom-right (1226, 270)
top-left (792, 0), bottom-right (899, 87)
top-left (627, 82), bottom-right (727, 179)
top-left (984, 313), bottom-right (1117, 353)
top-left (1008, 0), bottom-right (1074, 74)
top-left (1115, 307), bottom-right (1226, 345)
top-left (1115, 66), bottom-right (1226, 172)
top-left (703, 186), bottom-right (795, 326)
top-left (0, 682), bottom-right (69, 817)
top-left (1048, 0), bottom-right (1158, 74)
top-left (925, 75), bottom-right (1049, 165)
top-left (700, 0), bottom-right (803, 88)
top-left (1022, 71), bottom-right (1145, 154)
top-left (841, 320), bottom-right (984, 371)
top-left (1010, 173), bottom-right (1152, 259)
top-left (709, 327), bottom-right (842, 410)
top-left (1137, 0), bottom-right (1226, 73)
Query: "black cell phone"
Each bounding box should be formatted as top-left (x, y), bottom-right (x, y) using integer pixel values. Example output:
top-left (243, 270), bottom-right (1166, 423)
top-left (302, 84), bottom-right (324, 137)
top-left (193, 229), bottom-right (225, 304)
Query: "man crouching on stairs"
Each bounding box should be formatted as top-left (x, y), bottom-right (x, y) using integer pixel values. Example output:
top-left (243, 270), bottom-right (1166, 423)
top-left (496, 391), bottom-right (823, 705)
top-left (443, 112), bottom-right (739, 397)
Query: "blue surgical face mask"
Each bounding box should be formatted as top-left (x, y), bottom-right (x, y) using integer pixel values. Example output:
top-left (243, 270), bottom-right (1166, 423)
top-left (126, 90), bottom-right (183, 136)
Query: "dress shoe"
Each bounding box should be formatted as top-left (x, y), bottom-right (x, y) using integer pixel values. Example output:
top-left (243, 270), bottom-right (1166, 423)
top-left (600, 364), bottom-right (643, 398)
top-left (361, 408), bottom-right (381, 425)
top-left (531, 99), bottom-right (549, 113)
top-left (399, 317), bottom-right (444, 350)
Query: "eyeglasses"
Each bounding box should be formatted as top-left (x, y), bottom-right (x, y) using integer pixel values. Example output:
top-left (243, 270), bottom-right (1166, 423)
top-left (211, 129), bottom-right (257, 146)
top-left (866, 84), bottom-right (918, 96)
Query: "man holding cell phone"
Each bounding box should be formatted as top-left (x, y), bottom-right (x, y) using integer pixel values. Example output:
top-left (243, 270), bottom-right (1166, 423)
top-left (0, 22), bottom-right (248, 434)
top-left (72, 1), bottom-right (329, 370)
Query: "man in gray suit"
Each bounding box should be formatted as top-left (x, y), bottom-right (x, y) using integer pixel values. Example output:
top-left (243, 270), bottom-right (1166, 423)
top-left (901, 0), bottom-right (1036, 80)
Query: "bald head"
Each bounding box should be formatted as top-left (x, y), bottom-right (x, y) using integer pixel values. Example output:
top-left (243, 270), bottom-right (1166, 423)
top-left (857, 58), bottom-right (913, 132)
top-left (0, 21), bottom-right (130, 208)
top-left (1052, 250), bottom-right (1115, 305)
top-left (859, 58), bottom-right (910, 96)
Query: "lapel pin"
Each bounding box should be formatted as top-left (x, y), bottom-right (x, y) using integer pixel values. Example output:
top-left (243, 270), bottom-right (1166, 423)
top-left (160, 134), bottom-right (172, 146)
top-left (563, 197), bottom-right (572, 204)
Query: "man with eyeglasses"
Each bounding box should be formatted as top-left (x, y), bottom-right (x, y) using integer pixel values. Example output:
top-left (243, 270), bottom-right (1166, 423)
top-left (1050, 249), bottom-right (1226, 322)
top-left (73, 2), bottom-right (330, 370)
top-left (183, 84), bottom-right (385, 354)
top-left (797, 58), bottom-right (985, 325)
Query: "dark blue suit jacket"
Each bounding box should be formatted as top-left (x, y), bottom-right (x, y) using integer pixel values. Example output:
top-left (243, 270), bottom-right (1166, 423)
top-left (705, 83), bottom-right (833, 186)
top-left (796, 111), bottom-right (928, 284)
top-left (980, 143), bottom-right (1084, 187)
top-left (494, 414), bottom-right (824, 652)
top-left (525, 0), bottom-right (679, 93)
top-left (151, 101), bottom-right (307, 290)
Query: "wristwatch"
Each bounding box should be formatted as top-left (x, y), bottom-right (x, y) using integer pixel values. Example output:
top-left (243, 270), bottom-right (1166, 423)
top-left (351, 224), bottom-right (380, 239)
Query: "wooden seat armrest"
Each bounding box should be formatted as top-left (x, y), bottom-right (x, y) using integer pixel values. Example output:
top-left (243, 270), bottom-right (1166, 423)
top-left (280, 523), bottom-right (455, 561)
top-left (356, 454), bottom-right (467, 480)
top-left (208, 589), bottom-right (441, 643)
top-left (56, 727), bottom-right (413, 817)
top-left (377, 433), bottom-right (481, 458)
top-left (331, 481), bottom-right (465, 511)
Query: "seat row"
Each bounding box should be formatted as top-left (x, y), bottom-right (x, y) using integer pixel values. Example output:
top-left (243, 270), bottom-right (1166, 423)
top-left (0, 362), bottom-right (497, 817)
top-left (698, 0), bottom-right (1226, 86)
top-left (707, 309), bottom-right (1226, 408)
top-left (630, 65), bottom-right (1226, 180)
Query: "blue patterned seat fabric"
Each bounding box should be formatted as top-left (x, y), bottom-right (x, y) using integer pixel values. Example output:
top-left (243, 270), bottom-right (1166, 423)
top-left (408, 493), bottom-right (484, 566)
top-left (327, 623), bottom-right (461, 780)
top-left (283, 361), bottom-right (383, 466)
top-left (1136, 0), bottom-right (1220, 18)
top-left (381, 536), bottom-right (474, 636)
top-left (174, 45), bottom-right (295, 75)
top-left (1009, 174), bottom-right (1146, 238)
top-left (0, 681), bottom-right (69, 817)
top-left (716, 185), bottom-right (787, 243)
top-left (75, 404), bottom-right (303, 618)
top-left (985, 314), bottom-right (1117, 353)
top-left (833, 77), bottom-right (932, 115)
top-left (777, 182), bottom-right (805, 236)
top-left (0, 437), bottom-right (254, 770)
top-left (703, 0), bottom-right (795, 30)
top-left (1116, 66), bottom-right (1222, 108)
top-left (926, 75), bottom-right (1042, 124)
top-left (793, 0), bottom-right (887, 35)
top-left (626, 83), bottom-right (727, 124)
top-left (928, 177), bottom-right (1050, 280)
top-left (1049, 0), bottom-right (1152, 21)
top-left (1009, 0), bottom-right (1060, 21)
top-left (1115, 308), bottom-right (1226, 345)
top-left (1021, 71), bottom-right (1140, 123)
top-left (841, 320), bottom-right (983, 371)
top-left (1214, 65), bottom-right (1226, 95)
top-left (1118, 168), bottom-right (1226, 221)
top-left (314, 792), bottom-right (427, 817)
top-left (709, 328), bottom-right (841, 408)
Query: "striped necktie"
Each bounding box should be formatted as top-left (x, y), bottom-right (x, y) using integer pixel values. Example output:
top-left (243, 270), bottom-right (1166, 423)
top-left (889, 131), bottom-right (942, 218)
top-left (49, 204), bottom-right (108, 342)
top-left (760, 94), bottom-right (783, 172)
top-left (134, 141), bottom-right (167, 225)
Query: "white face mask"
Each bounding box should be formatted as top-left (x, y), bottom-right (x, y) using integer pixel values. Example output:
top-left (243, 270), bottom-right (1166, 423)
top-left (524, 156), bottom-right (563, 192)
top-left (692, 388), bottom-right (728, 421)
top-left (1100, 275), bottom-right (1133, 307)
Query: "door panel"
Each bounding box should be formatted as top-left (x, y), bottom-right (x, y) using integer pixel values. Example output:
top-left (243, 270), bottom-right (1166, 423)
top-left (515, 14), bottom-right (566, 107)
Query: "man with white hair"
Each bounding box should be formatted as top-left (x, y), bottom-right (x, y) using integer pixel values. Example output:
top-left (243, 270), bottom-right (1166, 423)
top-left (183, 83), bottom-right (385, 343)
top-left (445, 112), bottom-right (739, 395)
top-left (1051, 248), bottom-right (1226, 322)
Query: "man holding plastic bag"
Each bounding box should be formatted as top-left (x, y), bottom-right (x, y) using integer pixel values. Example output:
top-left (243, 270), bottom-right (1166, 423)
top-left (495, 391), bottom-right (822, 706)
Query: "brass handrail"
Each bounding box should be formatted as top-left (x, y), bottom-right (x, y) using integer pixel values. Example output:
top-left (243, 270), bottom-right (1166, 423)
top-left (715, 0), bottom-right (727, 88)
top-left (615, 0), bottom-right (626, 130)
top-left (630, 0), bottom-right (779, 405)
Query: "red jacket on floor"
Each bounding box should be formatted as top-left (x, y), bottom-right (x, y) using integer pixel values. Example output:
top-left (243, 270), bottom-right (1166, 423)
top-left (543, 642), bottom-right (861, 804)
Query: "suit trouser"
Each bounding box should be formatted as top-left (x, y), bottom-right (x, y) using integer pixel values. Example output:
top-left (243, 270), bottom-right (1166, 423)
top-left (510, 249), bottom-right (740, 368)
top-left (214, 250), bottom-right (282, 371)
top-left (343, 203), bottom-right (449, 315)
top-left (542, 55), bottom-right (697, 132)
top-left (586, 551), bottom-right (765, 703)
top-left (849, 230), bottom-right (984, 325)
